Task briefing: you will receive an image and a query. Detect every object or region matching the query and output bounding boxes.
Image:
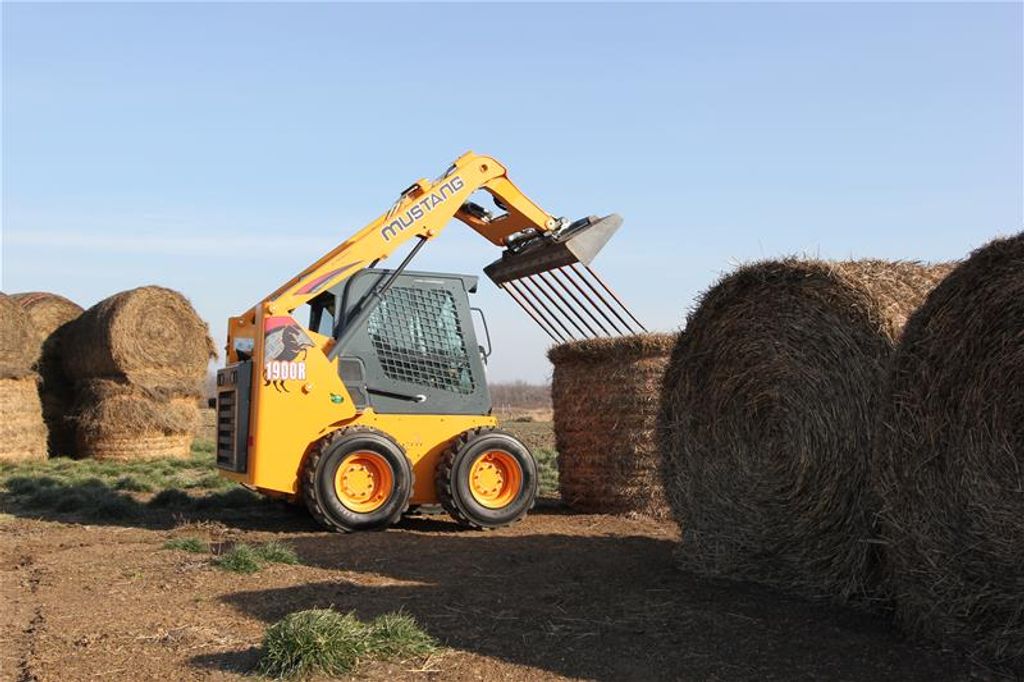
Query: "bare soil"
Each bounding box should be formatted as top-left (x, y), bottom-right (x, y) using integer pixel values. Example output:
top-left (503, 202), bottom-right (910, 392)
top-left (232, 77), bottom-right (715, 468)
top-left (0, 499), bottom-right (985, 682)
top-left (0, 420), bottom-right (990, 681)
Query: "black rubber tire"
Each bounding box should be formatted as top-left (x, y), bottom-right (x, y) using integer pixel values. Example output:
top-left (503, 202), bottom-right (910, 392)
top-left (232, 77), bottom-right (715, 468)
top-left (436, 428), bottom-right (538, 530)
top-left (302, 426), bottom-right (412, 532)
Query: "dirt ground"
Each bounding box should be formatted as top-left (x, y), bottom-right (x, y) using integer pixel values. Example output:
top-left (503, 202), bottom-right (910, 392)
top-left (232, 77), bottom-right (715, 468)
top-left (0, 416), bottom-right (991, 681)
top-left (0, 499), bottom-right (986, 682)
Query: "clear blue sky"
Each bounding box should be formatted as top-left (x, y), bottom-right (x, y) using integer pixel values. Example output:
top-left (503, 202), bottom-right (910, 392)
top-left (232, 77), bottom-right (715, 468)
top-left (3, 2), bottom-right (1021, 382)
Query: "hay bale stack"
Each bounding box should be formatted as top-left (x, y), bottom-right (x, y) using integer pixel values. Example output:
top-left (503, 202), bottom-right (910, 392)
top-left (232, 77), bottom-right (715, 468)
top-left (549, 334), bottom-right (676, 518)
top-left (62, 286), bottom-right (215, 393)
top-left (63, 287), bottom-right (214, 460)
top-left (71, 381), bottom-right (199, 460)
top-left (658, 259), bottom-right (952, 602)
top-left (0, 293), bottom-right (47, 461)
top-left (11, 292), bottom-right (84, 456)
top-left (874, 234), bottom-right (1024, 669)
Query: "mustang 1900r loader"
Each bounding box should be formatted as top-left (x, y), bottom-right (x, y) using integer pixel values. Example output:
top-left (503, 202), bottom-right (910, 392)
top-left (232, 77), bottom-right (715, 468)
top-left (216, 152), bottom-right (644, 531)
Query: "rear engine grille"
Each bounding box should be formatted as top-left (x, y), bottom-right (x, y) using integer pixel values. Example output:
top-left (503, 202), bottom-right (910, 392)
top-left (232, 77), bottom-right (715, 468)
top-left (216, 361), bottom-right (251, 473)
top-left (216, 389), bottom-right (236, 465)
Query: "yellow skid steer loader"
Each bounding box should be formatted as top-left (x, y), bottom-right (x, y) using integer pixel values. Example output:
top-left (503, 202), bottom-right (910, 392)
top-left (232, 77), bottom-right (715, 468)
top-left (216, 152), bottom-right (643, 531)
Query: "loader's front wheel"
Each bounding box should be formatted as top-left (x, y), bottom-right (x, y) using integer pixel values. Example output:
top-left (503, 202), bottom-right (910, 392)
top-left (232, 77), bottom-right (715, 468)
top-left (303, 427), bottom-right (412, 532)
top-left (436, 428), bottom-right (538, 530)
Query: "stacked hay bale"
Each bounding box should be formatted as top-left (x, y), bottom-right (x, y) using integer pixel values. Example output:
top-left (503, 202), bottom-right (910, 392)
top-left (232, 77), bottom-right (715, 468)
top-left (11, 292), bottom-right (84, 456)
top-left (874, 234), bottom-right (1023, 670)
top-left (658, 259), bottom-right (951, 602)
top-left (549, 334), bottom-right (676, 519)
top-left (63, 286), bottom-right (215, 460)
top-left (0, 293), bottom-right (47, 461)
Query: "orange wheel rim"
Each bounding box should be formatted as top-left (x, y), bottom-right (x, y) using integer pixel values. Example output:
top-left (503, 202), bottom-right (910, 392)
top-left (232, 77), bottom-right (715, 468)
top-left (468, 450), bottom-right (522, 509)
top-left (334, 451), bottom-right (394, 513)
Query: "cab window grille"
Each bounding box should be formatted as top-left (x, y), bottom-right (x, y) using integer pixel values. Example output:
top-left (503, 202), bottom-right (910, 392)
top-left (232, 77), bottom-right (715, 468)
top-left (367, 286), bottom-right (476, 394)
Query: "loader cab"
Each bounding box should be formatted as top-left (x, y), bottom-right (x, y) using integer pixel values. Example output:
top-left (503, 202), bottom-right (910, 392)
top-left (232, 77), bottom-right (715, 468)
top-left (308, 269), bottom-right (491, 416)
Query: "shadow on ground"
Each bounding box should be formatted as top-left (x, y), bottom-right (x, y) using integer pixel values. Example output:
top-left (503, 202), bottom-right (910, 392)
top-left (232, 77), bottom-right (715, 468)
top-left (195, 522), bottom-right (972, 681)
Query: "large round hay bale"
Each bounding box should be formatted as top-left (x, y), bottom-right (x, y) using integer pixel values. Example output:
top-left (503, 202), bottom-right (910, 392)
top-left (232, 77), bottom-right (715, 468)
top-left (10, 292), bottom-right (83, 340)
top-left (72, 380), bottom-right (199, 461)
top-left (0, 376), bottom-right (47, 462)
top-left (0, 293), bottom-right (40, 379)
top-left (874, 234), bottom-right (1024, 669)
top-left (11, 292), bottom-right (84, 456)
top-left (62, 286), bottom-right (215, 394)
top-left (658, 259), bottom-right (952, 602)
top-left (549, 334), bottom-right (676, 518)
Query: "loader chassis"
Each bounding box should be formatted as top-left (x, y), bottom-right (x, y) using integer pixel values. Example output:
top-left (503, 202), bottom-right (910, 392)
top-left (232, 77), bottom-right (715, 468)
top-left (217, 270), bottom-right (497, 507)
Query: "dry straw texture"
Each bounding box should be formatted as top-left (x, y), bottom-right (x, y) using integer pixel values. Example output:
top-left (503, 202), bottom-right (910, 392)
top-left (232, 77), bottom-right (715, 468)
top-left (873, 234), bottom-right (1024, 670)
top-left (549, 334), bottom-right (676, 518)
top-left (63, 286), bottom-right (215, 395)
top-left (72, 380), bottom-right (199, 460)
top-left (658, 259), bottom-right (952, 602)
top-left (0, 376), bottom-right (47, 461)
top-left (11, 292), bottom-right (84, 340)
top-left (12, 292), bottom-right (84, 456)
top-left (0, 292), bottom-right (41, 379)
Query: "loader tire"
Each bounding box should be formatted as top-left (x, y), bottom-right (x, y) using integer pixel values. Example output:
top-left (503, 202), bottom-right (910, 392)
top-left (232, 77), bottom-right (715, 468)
top-left (302, 426), bottom-right (412, 532)
top-left (436, 428), bottom-right (538, 530)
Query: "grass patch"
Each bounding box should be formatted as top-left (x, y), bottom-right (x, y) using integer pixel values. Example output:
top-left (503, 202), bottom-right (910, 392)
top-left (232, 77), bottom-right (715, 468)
top-left (253, 541), bottom-right (299, 565)
top-left (0, 442), bottom-right (274, 522)
top-left (534, 448), bottom-right (559, 496)
top-left (164, 536), bottom-right (209, 553)
top-left (214, 541), bottom-right (299, 573)
top-left (257, 609), bottom-right (437, 678)
top-left (214, 544), bottom-right (263, 573)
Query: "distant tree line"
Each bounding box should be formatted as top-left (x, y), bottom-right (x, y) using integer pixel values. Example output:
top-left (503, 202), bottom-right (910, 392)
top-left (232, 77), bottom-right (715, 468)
top-left (489, 381), bottom-right (551, 410)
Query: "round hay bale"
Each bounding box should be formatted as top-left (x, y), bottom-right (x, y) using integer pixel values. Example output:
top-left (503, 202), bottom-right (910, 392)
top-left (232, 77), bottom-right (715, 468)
top-left (874, 233), bottom-right (1024, 669)
top-left (549, 333), bottom-right (676, 519)
top-left (658, 259), bottom-right (952, 602)
top-left (62, 286), bottom-right (215, 394)
top-left (0, 376), bottom-right (47, 462)
top-left (0, 293), bottom-right (41, 379)
top-left (72, 380), bottom-right (199, 461)
top-left (10, 292), bottom-right (83, 340)
top-left (11, 292), bottom-right (84, 457)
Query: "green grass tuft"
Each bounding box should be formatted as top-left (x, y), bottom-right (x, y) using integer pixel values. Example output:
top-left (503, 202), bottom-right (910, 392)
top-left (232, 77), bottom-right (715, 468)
top-left (214, 543), bottom-right (263, 573)
top-left (257, 608), bottom-right (437, 678)
top-left (164, 536), bottom-right (209, 553)
top-left (366, 611), bottom-right (439, 659)
top-left (214, 541), bottom-right (299, 573)
top-left (253, 541), bottom-right (300, 565)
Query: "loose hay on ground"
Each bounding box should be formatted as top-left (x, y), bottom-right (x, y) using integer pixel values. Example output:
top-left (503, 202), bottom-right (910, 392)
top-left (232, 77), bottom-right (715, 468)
top-left (658, 259), bottom-right (952, 603)
top-left (71, 380), bottom-right (199, 460)
top-left (11, 292), bottom-right (84, 456)
top-left (873, 234), bottom-right (1024, 670)
top-left (62, 286), bottom-right (215, 394)
top-left (549, 334), bottom-right (676, 519)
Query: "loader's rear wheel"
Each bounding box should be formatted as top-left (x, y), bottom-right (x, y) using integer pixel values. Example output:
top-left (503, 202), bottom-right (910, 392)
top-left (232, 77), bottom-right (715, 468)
top-left (436, 428), bottom-right (537, 529)
top-left (303, 427), bottom-right (412, 532)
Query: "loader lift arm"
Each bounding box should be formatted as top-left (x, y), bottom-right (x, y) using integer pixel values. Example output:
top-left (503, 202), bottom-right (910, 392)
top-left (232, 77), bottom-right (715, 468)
top-left (227, 151), bottom-right (642, 364)
top-left (266, 152), bottom-right (560, 316)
